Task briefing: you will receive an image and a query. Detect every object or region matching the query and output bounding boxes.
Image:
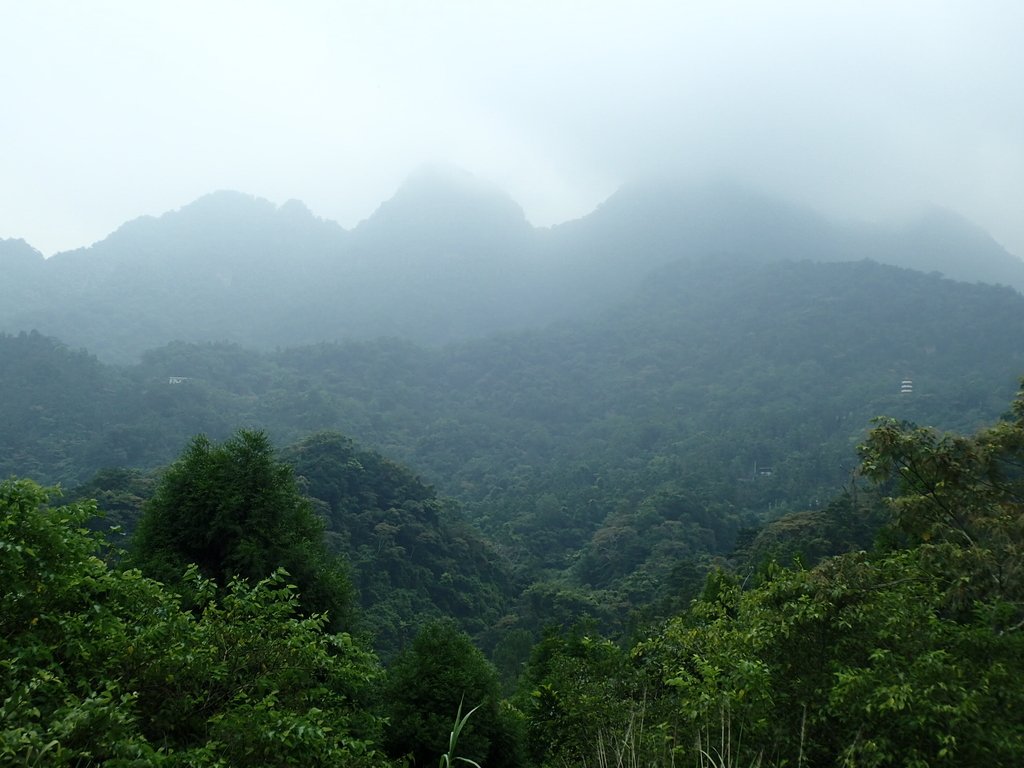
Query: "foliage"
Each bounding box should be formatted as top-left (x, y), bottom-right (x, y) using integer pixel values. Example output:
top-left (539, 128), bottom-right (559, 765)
top-left (282, 432), bottom-right (517, 656)
top-left (68, 466), bottom-right (158, 541)
top-left (737, 487), bottom-right (889, 576)
top-left (628, 386), bottom-right (1024, 766)
top-left (859, 387), bottom-right (1024, 626)
top-left (3, 258), bottom-right (1023, 622)
top-left (0, 478), bottom-right (387, 766)
top-left (0, 331), bottom-right (126, 485)
top-left (5, 259), bottom-right (1024, 746)
top-left (635, 549), bottom-right (1024, 766)
top-left (518, 625), bottom-right (663, 768)
top-left (4, 253), bottom-right (1024, 766)
top-left (384, 618), bottom-right (521, 768)
top-left (131, 429), bottom-right (355, 630)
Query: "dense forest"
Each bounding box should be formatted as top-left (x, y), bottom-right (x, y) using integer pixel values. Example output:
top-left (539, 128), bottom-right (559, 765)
top-left (3, 184), bottom-right (1024, 764)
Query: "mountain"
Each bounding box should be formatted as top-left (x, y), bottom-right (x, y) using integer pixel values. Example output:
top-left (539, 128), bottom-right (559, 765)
top-left (539, 181), bottom-right (1024, 304)
top-left (2, 174), bottom-right (1022, 363)
top-left (0, 237), bottom-right (45, 271)
top-left (850, 205), bottom-right (1024, 287)
top-left (1, 193), bottom-right (351, 360)
top-left (0, 239), bottom-right (46, 314)
top-left (341, 165), bottom-right (549, 341)
top-left (351, 164), bottom-right (532, 254)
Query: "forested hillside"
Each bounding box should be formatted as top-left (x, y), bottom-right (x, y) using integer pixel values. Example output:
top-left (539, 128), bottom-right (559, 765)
top-left (3, 254), bottom-right (1023, 637)
top-left (4, 179), bottom-right (1024, 764)
top-left (5, 385), bottom-right (1023, 765)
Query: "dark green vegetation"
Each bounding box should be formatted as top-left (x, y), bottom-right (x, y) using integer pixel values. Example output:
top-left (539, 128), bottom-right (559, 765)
top-left (280, 432), bottom-right (516, 653)
top-left (384, 619), bottom-right (521, 768)
top-left (3, 255), bottom-right (1023, 640)
top-left (5, 391), bottom-right (1024, 764)
top-left (0, 479), bottom-right (384, 766)
top-left (131, 430), bottom-right (355, 631)
top-left (519, 393), bottom-right (1024, 767)
top-left (3, 182), bottom-right (1024, 763)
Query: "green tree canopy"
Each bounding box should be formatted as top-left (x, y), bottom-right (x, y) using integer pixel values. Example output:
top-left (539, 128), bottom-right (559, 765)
top-left (858, 385), bottom-right (1024, 627)
top-left (0, 478), bottom-right (385, 766)
top-left (625, 384), bottom-right (1024, 766)
top-left (383, 618), bottom-right (520, 768)
top-left (283, 431), bottom-right (517, 657)
top-left (637, 547), bottom-right (1024, 767)
top-left (131, 429), bottom-right (355, 630)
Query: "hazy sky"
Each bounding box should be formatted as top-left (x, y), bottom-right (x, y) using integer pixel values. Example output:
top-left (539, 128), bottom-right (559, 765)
top-left (3, 1), bottom-right (1023, 258)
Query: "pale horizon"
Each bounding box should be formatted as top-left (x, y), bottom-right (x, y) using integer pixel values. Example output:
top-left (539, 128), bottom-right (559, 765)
top-left (4, 1), bottom-right (1024, 260)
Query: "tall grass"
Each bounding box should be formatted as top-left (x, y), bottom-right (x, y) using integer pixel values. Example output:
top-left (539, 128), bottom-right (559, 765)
top-left (570, 704), bottom-right (810, 768)
top-left (439, 697), bottom-right (482, 768)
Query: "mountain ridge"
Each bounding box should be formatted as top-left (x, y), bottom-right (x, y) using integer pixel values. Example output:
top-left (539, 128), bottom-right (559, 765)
top-left (3, 172), bottom-right (1022, 363)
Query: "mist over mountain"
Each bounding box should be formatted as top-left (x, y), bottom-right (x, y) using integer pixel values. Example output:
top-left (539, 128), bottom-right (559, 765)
top-left (851, 205), bottom-right (1024, 287)
top-left (351, 165), bottom-right (532, 252)
top-left (541, 180), bottom-right (1024, 303)
top-left (0, 237), bottom-right (45, 267)
top-left (0, 238), bottom-right (45, 296)
top-left (2, 171), bottom-right (1022, 364)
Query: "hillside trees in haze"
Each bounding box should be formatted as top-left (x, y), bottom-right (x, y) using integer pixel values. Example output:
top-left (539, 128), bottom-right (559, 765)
top-left (0, 331), bottom-right (126, 482)
top-left (3, 255), bottom-right (1024, 633)
top-left (59, 426), bottom-right (518, 659)
top-left (4, 175), bottom-right (1024, 363)
top-left (4, 337), bottom-right (1024, 765)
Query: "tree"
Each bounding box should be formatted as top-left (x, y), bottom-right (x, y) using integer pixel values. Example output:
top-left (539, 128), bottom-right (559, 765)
top-left (0, 478), bottom-right (386, 767)
top-left (282, 430), bottom-right (516, 658)
top-left (131, 429), bottom-right (354, 630)
top-left (384, 618), bottom-right (521, 767)
top-left (858, 382), bottom-right (1024, 627)
top-left (518, 624), bottom-right (656, 768)
top-left (638, 549), bottom-right (1024, 767)
top-left (624, 385), bottom-right (1024, 766)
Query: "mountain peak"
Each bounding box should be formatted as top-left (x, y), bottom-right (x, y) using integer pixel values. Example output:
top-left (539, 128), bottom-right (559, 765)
top-left (879, 205), bottom-right (1024, 287)
top-left (0, 237), bottom-right (45, 264)
top-left (356, 165), bottom-right (529, 244)
top-left (173, 190), bottom-right (278, 220)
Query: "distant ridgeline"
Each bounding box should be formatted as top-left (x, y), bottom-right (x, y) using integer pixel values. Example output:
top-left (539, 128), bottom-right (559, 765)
top-left (2, 172), bottom-right (1022, 362)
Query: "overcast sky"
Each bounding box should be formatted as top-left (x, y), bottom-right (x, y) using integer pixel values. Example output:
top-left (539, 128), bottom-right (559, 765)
top-left (2, 0), bottom-right (1023, 258)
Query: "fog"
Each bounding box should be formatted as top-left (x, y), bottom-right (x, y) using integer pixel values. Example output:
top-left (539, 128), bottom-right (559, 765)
top-left (3, 0), bottom-right (1023, 259)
